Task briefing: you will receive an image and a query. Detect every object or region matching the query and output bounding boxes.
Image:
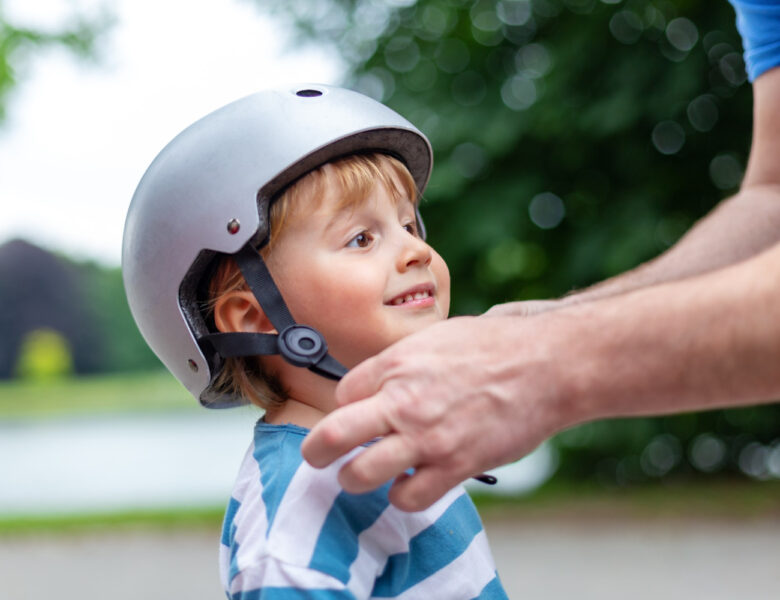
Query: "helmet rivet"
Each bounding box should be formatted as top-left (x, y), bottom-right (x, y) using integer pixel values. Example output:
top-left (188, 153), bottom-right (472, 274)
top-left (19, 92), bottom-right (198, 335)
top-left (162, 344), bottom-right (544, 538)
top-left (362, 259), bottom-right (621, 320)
top-left (227, 219), bottom-right (240, 234)
top-left (187, 359), bottom-right (199, 372)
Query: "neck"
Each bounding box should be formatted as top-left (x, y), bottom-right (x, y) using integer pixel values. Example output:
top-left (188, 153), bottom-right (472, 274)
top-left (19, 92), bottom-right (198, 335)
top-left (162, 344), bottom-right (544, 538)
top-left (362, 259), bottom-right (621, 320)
top-left (260, 356), bottom-right (339, 428)
top-left (263, 396), bottom-right (329, 428)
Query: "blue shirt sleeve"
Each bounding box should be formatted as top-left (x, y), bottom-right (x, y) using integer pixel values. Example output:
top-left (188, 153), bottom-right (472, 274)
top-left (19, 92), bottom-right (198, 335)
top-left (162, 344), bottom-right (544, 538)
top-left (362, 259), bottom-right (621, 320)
top-left (729, 0), bottom-right (780, 81)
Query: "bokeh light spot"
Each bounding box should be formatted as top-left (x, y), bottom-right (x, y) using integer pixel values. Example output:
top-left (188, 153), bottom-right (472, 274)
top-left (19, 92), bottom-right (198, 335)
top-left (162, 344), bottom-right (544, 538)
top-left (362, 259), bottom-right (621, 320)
top-left (384, 37), bottom-right (420, 73)
top-left (420, 4), bottom-right (451, 38)
top-left (651, 120), bottom-right (685, 155)
top-left (739, 442), bottom-right (771, 480)
top-left (354, 68), bottom-right (395, 101)
top-left (666, 17), bottom-right (698, 52)
top-left (529, 192), bottom-right (565, 229)
top-left (501, 74), bottom-right (537, 110)
top-left (609, 10), bottom-right (643, 45)
top-left (640, 434), bottom-right (682, 477)
top-left (687, 94), bottom-right (719, 132)
top-left (451, 142), bottom-right (488, 178)
top-left (709, 153), bottom-right (743, 190)
top-left (497, 0), bottom-right (532, 26)
top-left (768, 444), bottom-right (780, 478)
top-left (471, 1), bottom-right (503, 32)
top-left (689, 433), bottom-right (727, 472)
top-left (719, 52), bottom-right (747, 86)
top-left (708, 41), bottom-right (735, 64)
top-left (434, 38), bottom-right (470, 73)
top-left (515, 43), bottom-right (551, 78)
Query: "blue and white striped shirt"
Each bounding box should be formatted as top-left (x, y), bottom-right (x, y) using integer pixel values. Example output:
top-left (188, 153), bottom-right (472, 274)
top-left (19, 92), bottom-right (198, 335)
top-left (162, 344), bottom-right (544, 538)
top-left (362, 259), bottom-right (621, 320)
top-left (220, 421), bottom-right (508, 599)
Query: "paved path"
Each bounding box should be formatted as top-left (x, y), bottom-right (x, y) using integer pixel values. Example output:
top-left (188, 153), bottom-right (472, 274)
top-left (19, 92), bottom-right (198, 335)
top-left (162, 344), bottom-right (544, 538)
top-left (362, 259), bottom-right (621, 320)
top-left (1, 515), bottom-right (779, 599)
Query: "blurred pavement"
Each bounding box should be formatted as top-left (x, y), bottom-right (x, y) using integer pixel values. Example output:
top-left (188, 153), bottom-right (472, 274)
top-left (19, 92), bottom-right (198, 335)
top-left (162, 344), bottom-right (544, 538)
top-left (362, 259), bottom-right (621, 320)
top-left (1, 515), bottom-right (779, 599)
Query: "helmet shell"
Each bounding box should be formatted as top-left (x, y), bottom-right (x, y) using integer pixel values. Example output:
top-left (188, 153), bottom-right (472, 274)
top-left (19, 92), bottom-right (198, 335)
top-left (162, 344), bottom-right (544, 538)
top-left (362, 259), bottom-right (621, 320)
top-left (122, 84), bottom-right (432, 407)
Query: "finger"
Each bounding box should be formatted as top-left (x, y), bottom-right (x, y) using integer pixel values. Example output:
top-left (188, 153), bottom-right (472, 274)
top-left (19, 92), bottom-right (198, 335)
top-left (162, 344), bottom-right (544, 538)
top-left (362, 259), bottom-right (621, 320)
top-left (335, 353), bottom-right (385, 407)
top-left (302, 394), bottom-right (392, 468)
top-left (337, 434), bottom-right (418, 495)
top-left (388, 465), bottom-right (462, 512)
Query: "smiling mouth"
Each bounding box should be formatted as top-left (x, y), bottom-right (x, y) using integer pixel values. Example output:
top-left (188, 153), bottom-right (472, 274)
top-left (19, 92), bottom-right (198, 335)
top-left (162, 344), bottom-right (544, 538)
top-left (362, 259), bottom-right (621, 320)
top-left (389, 290), bottom-right (432, 305)
top-left (385, 285), bottom-right (435, 306)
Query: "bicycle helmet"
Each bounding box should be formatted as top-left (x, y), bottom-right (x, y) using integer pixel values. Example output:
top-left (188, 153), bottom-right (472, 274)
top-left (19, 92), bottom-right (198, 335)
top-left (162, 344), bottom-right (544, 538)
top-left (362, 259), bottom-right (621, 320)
top-left (122, 84), bottom-right (433, 407)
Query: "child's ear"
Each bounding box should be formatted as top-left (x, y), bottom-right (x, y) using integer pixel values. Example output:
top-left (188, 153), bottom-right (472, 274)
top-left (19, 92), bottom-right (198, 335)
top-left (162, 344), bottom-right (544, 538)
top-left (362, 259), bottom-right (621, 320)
top-left (213, 291), bottom-right (276, 334)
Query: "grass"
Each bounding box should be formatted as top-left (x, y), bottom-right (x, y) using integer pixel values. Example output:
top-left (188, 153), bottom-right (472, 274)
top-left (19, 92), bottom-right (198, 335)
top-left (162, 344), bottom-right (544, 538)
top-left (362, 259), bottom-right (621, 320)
top-left (0, 371), bottom-right (195, 419)
top-left (472, 477), bottom-right (780, 521)
top-left (2, 479), bottom-right (779, 537)
top-left (0, 506), bottom-right (226, 537)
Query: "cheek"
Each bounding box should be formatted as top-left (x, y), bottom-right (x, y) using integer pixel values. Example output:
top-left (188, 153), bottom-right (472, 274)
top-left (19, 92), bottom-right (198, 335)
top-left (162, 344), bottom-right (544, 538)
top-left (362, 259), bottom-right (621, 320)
top-left (432, 253), bottom-right (451, 317)
top-left (281, 261), bottom-right (381, 325)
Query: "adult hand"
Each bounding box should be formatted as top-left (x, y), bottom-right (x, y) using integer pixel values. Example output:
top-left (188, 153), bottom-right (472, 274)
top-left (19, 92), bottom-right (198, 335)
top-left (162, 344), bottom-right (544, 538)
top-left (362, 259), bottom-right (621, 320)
top-left (483, 298), bottom-right (563, 318)
top-left (301, 313), bottom-right (580, 511)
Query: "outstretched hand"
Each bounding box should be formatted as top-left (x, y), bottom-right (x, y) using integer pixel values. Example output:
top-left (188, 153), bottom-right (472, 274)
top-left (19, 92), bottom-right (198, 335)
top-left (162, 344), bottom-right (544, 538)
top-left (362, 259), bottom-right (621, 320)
top-left (301, 313), bottom-right (576, 511)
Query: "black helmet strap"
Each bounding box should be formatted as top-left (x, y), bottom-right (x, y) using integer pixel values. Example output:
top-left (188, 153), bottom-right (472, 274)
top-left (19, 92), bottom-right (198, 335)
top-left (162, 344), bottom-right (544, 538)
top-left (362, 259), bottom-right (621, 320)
top-left (201, 243), bottom-right (347, 381)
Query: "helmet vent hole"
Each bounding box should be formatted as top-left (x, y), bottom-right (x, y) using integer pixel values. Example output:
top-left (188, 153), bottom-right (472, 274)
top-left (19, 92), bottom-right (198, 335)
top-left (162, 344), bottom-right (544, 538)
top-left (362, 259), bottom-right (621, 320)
top-left (296, 89), bottom-right (322, 98)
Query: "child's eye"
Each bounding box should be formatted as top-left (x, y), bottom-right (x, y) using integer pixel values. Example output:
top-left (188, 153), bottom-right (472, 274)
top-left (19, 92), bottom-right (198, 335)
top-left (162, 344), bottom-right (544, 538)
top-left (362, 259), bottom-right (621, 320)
top-left (347, 232), bottom-right (373, 248)
top-left (403, 222), bottom-right (419, 236)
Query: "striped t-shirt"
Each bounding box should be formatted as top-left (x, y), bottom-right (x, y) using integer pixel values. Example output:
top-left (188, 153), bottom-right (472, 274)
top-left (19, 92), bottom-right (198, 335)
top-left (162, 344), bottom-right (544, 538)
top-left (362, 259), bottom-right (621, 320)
top-left (220, 421), bottom-right (508, 599)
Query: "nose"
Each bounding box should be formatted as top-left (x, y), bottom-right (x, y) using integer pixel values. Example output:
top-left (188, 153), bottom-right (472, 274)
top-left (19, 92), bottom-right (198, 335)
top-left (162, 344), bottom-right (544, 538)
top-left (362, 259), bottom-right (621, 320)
top-left (396, 231), bottom-right (432, 272)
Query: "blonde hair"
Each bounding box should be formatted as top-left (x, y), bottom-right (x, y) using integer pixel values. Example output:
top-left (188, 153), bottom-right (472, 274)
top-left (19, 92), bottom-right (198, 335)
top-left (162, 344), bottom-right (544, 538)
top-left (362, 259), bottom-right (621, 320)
top-left (206, 153), bottom-right (419, 409)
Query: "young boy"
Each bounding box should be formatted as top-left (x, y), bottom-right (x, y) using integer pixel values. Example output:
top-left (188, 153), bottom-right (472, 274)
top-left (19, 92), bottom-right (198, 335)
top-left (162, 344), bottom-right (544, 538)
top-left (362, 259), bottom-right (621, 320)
top-left (122, 86), bottom-right (507, 599)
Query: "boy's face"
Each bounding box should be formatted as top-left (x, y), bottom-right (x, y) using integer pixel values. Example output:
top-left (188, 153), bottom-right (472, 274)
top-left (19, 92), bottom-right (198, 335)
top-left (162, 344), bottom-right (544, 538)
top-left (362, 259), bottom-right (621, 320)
top-left (265, 173), bottom-right (450, 369)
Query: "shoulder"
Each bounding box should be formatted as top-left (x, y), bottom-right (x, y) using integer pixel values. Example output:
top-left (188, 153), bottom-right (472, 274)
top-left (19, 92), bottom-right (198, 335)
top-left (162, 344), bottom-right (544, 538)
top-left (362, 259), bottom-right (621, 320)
top-left (223, 424), bottom-right (393, 595)
top-left (225, 422), bottom-right (388, 560)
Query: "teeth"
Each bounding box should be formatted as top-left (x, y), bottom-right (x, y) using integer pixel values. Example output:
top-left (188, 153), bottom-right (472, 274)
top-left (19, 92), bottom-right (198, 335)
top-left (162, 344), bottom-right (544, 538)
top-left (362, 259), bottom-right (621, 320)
top-left (391, 290), bottom-right (430, 305)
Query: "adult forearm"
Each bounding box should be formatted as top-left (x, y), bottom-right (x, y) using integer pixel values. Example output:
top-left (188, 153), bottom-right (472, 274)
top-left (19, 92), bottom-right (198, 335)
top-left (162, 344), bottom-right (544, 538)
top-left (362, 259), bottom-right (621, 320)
top-left (558, 239), bottom-right (780, 426)
top-left (563, 185), bottom-right (780, 306)
top-left (567, 67), bottom-right (780, 306)
top-left (489, 187), bottom-right (780, 318)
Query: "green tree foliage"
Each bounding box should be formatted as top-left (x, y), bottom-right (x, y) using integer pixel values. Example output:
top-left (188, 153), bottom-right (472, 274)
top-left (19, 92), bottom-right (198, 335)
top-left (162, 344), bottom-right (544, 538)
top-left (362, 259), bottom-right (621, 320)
top-left (76, 259), bottom-right (162, 373)
top-left (0, 0), bottom-right (110, 122)
top-left (257, 0), bottom-right (779, 485)
top-left (264, 0), bottom-right (750, 311)
top-left (14, 328), bottom-right (74, 380)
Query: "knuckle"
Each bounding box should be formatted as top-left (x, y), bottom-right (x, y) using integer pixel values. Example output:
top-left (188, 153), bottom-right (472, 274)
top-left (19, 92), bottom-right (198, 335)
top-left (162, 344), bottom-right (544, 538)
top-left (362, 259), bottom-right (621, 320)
top-left (418, 426), bottom-right (458, 462)
top-left (318, 421), bottom-right (345, 449)
top-left (344, 456), bottom-right (376, 488)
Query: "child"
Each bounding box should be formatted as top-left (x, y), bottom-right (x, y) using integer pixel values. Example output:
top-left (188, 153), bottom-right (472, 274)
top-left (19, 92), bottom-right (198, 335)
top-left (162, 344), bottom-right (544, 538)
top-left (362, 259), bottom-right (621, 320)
top-left (122, 85), bottom-right (507, 599)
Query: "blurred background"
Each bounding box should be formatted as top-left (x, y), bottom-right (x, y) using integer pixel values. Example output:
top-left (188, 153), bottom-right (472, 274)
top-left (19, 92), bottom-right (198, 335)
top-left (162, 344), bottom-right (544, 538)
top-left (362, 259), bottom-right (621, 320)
top-left (1, 0), bottom-right (779, 598)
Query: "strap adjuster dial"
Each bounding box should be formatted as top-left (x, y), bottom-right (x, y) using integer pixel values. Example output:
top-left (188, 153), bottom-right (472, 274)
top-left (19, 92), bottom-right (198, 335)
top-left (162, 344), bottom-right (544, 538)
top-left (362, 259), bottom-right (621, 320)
top-left (277, 324), bottom-right (328, 368)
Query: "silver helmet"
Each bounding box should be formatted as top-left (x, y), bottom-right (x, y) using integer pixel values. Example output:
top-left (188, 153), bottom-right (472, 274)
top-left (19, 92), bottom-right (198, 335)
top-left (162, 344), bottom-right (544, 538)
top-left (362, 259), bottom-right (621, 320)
top-left (122, 84), bottom-right (433, 407)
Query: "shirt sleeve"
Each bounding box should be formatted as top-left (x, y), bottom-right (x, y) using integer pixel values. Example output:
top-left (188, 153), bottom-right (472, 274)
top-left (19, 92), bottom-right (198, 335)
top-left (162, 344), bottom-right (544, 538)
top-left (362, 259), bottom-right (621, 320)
top-left (729, 0), bottom-right (780, 80)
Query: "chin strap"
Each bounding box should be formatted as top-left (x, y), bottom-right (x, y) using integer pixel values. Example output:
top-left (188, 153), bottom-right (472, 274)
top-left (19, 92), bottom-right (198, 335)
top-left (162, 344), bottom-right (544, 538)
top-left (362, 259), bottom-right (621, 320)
top-left (200, 243), bottom-right (347, 381)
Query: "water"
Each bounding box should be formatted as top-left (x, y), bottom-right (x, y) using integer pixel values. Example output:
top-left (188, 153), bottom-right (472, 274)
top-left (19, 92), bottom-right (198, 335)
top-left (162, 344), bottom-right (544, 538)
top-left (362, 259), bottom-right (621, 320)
top-left (0, 410), bottom-right (554, 515)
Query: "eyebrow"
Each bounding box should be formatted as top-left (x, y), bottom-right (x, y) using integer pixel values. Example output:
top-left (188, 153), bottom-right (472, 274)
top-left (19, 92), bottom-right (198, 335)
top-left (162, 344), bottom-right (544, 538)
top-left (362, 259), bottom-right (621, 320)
top-left (321, 203), bottom-right (361, 235)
